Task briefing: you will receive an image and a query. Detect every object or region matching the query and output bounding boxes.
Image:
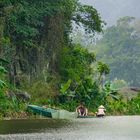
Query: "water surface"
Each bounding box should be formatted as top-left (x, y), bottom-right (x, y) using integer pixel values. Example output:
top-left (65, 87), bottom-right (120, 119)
top-left (0, 116), bottom-right (140, 140)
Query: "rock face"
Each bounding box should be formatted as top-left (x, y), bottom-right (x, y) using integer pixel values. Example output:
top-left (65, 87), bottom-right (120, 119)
top-left (7, 91), bottom-right (31, 102)
top-left (130, 87), bottom-right (140, 92)
top-left (15, 92), bottom-right (31, 102)
top-left (118, 87), bottom-right (140, 100)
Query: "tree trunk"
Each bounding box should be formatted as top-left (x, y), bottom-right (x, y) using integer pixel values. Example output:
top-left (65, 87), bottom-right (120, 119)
top-left (0, 17), bottom-right (5, 55)
top-left (43, 13), bottom-right (64, 74)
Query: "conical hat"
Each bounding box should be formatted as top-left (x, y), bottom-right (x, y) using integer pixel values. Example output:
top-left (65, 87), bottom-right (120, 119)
top-left (98, 105), bottom-right (105, 109)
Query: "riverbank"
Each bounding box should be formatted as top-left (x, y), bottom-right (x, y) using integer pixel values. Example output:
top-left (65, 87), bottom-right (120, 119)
top-left (1, 112), bottom-right (139, 121)
top-left (0, 111), bottom-right (41, 121)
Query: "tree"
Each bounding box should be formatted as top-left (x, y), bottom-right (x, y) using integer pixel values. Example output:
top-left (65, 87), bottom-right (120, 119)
top-left (59, 45), bottom-right (96, 82)
top-left (94, 17), bottom-right (140, 86)
top-left (0, 0), bottom-right (103, 86)
top-left (97, 62), bottom-right (110, 86)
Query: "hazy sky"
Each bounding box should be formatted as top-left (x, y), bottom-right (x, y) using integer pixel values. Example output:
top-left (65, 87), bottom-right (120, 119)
top-left (80, 0), bottom-right (140, 26)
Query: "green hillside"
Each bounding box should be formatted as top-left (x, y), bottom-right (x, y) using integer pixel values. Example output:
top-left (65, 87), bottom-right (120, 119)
top-left (94, 17), bottom-right (140, 87)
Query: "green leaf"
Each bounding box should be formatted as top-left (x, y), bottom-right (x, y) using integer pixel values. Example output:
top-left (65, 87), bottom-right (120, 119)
top-left (0, 66), bottom-right (7, 74)
top-left (60, 79), bottom-right (72, 94)
top-left (0, 79), bottom-right (7, 89)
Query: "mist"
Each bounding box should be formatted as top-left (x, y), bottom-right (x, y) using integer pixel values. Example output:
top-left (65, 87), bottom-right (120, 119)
top-left (80, 0), bottom-right (140, 26)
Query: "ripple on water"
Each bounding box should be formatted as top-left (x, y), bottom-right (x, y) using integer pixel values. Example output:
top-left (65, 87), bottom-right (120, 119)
top-left (0, 116), bottom-right (140, 140)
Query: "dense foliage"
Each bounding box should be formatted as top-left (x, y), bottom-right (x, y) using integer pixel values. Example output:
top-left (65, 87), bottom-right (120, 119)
top-left (0, 0), bottom-right (103, 85)
top-left (0, 0), bottom-right (106, 117)
top-left (0, 1), bottom-right (140, 118)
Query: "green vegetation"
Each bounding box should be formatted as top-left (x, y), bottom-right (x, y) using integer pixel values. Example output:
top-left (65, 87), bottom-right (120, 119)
top-left (0, 65), bottom-right (27, 119)
top-left (94, 16), bottom-right (140, 87)
top-left (0, 1), bottom-right (140, 119)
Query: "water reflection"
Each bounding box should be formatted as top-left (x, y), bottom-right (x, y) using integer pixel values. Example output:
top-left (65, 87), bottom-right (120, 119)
top-left (0, 116), bottom-right (140, 140)
top-left (0, 119), bottom-right (70, 134)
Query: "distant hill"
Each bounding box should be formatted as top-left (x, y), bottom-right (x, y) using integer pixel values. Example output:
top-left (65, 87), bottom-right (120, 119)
top-left (94, 17), bottom-right (140, 86)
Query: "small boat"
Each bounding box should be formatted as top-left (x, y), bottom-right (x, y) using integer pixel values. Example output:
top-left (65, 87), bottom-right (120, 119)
top-left (57, 109), bottom-right (78, 119)
top-left (78, 116), bottom-right (96, 118)
top-left (27, 105), bottom-right (78, 119)
top-left (27, 105), bottom-right (58, 118)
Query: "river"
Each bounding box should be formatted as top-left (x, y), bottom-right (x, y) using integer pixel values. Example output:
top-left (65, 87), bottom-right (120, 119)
top-left (0, 116), bottom-right (140, 140)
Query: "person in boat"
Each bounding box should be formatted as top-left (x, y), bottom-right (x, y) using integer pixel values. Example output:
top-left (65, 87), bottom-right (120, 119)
top-left (96, 105), bottom-right (106, 117)
top-left (76, 103), bottom-right (88, 117)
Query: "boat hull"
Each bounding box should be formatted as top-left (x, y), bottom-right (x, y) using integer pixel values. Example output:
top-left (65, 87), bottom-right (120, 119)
top-left (27, 105), bottom-right (78, 119)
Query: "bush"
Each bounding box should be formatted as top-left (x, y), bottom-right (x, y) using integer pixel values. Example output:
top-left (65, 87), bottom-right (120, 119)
top-left (127, 93), bottom-right (140, 115)
top-left (26, 80), bottom-right (59, 105)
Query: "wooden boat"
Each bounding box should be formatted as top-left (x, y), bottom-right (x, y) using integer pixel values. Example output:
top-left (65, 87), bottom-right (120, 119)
top-left (27, 105), bottom-right (58, 118)
top-left (27, 105), bottom-right (78, 119)
top-left (57, 109), bottom-right (78, 119)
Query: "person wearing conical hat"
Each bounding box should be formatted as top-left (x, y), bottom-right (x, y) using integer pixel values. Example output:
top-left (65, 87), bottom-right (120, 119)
top-left (98, 105), bottom-right (105, 109)
top-left (96, 105), bottom-right (106, 117)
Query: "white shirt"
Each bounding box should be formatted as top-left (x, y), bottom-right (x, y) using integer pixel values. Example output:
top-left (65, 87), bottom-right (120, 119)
top-left (97, 108), bottom-right (105, 115)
